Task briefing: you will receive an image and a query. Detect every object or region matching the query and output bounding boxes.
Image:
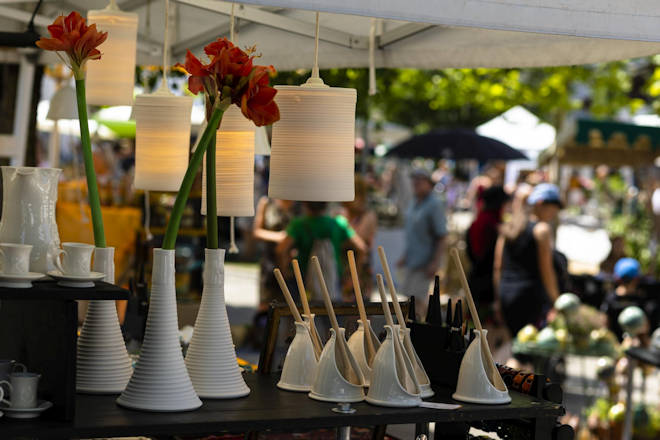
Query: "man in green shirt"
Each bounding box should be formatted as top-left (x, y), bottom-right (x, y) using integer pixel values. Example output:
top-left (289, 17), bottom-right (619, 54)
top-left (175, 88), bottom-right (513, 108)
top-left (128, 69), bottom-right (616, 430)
top-left (278, 202), bottom-right (366, 300)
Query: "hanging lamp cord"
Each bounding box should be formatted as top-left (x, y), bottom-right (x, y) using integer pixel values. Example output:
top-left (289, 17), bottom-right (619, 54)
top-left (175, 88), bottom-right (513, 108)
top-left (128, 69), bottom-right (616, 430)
top-left (312, 12), bottom-right (320, 78)
top-left (230, 3), bottom-right (236, 43)
top-left (161, 0), bottom-right (170, 85)
top-left (368, 18), bottom-right (377, 96)
top-left (227, 3), bottom-right (240, 255)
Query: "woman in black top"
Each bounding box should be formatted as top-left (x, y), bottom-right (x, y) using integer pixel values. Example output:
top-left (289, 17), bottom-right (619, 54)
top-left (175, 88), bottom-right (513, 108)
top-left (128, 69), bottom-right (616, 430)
top-left (493, 183), bottom-right (563, 336)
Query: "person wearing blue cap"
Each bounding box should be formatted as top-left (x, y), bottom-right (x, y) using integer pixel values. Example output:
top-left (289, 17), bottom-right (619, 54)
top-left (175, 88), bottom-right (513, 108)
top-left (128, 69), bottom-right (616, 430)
top-left (601, 257), bottom-right (645, 340)
top-left (493, 182), bottom-right (566, 336)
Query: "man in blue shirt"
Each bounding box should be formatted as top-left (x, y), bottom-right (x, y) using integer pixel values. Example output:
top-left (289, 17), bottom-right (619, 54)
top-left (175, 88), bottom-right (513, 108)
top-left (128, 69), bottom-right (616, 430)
top-left (398, 168), bottom-right (447, 319)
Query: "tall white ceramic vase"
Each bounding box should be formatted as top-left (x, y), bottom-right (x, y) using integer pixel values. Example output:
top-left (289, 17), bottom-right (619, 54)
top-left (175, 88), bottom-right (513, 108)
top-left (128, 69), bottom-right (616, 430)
top-left (185, 248), bottom-right (250, 399)
top-left (77, 247), bottom-right (133, 393)
top-left (117, 248), bottom-right (201, 411)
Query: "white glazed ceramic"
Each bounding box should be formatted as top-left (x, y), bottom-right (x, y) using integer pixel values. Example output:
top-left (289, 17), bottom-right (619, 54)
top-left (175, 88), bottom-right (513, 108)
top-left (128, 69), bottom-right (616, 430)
top-left (308, 328), bottom-right (365, 403)
top-left (47, 270), bottom-right (105, 288)
top-left (54, 242), bottom-right (94, 277)
top-left (398, 327), bottom-right (434, 398)
top-left (453, 329), bottom-right (511, 404)
top-left (0, 361), bottom-right (25, 382)
top-left (1, 400), bottom-right (52, 419)
top-left (0, 272), bottom-right (44, 288)
top-left (77, 247), bottom-right (133, 394)
top-left (278, 321), bottom-right (319, 392)
top-left (117, 248), bottom-right (201, 411)
top-left (185, 249), bottom-right (250, 399)
top-left (366, 325), bottom-right (421, 407)
top-left (0, 243), bottom-right (32, 275)
top-left (0, 372), bottom-right (40, 409)
top-left (0, 167), bottom-right (62, 273)
top-left (302, 313), bottom-right (323, 353)
top-left (346, 319), bottom-right (381, 387)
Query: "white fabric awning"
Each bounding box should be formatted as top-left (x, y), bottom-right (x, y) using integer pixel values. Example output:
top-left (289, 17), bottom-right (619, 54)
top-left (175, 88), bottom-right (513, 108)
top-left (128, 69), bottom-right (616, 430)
top-left (2, 0), bottom-right (660, 70)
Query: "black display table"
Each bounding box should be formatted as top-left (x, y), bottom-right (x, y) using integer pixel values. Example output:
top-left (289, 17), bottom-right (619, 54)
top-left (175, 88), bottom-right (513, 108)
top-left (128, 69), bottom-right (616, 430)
top-left (0, 280), bottom-right (129, 421)
top-left (0, 374), bottom-right (564, 440)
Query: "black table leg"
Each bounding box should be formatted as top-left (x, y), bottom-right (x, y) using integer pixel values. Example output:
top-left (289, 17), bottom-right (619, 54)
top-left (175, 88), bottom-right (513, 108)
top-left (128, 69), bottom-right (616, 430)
top-left (433, 422), bottom-right (468, 440)
top-left (371, 425), bottom-right (387, 440)
top-left (532, 417), bottom-right (555, 440)
top-left (415, 422), bottom-right (430, 438)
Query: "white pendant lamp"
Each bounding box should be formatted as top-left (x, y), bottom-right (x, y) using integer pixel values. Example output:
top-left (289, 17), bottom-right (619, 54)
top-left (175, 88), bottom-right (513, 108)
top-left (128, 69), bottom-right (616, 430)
top-left (133, 88), bottom-right (193, 191)
top-left (201, 106), bottom-right (256, 217)
top-left (133, 0), bottom-right (192, 192)
top-left (268, 13), bottom-right (357, 202)
top-left (86, 0), bottom-right (138, 106)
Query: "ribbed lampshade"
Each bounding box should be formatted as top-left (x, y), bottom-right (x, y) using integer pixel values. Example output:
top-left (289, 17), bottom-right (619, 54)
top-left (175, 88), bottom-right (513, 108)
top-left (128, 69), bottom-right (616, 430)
top-left (134, 87), bottom-right (193, 191)
top-left (86, 2), bottom-right (138, 106)
top-left (201, 106), bottom-right (256, 216)
top-left (268, 83), bottom-right (356, 201)
top-left (47, 85), bottom-right (78, 120)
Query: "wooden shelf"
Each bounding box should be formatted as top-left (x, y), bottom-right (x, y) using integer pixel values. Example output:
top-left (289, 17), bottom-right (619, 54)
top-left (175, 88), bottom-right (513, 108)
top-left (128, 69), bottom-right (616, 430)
top-left (0, 280), bottom-right (129, 301)
top-left (0, 375), bottom-right (564, 439)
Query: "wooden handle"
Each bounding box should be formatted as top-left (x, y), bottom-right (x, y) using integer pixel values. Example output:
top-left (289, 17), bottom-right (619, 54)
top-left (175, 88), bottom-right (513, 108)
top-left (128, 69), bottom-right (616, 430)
top-left (450, 248), bottom-right (481, 331)
top-left (376, 274), bottom-right (394, 327)
top-left (377, 246), bottom-right (407, 330)
top-left (291, 259), bottom-right (323, 357)
top-left (376, 274), bottom-right (407, 381)
top-left (273, 268), bottom-right (302, 323)
top-left (347, 250), bottom-right (376, 361)
top-left (292, 259), bottom-right (311, 317)
top-left (311, 256), bottom-right (351, 371)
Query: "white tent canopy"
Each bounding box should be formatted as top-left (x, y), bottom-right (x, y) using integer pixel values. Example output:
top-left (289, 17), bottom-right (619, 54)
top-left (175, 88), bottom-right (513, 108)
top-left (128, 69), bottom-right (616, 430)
top-left (1, 1), bottom-right (660, 71)
top-left (476, 106), bottom-right (556, 158)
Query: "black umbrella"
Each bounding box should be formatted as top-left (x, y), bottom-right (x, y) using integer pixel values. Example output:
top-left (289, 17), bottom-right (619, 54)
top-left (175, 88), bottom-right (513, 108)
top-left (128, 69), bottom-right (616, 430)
top-left (386, 129), bottom-right (527, 161)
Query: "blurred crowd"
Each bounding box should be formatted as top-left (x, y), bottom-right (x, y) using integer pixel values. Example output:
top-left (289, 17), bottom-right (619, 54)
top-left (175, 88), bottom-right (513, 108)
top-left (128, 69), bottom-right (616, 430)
top-left (249, 158), bottom-right (660, 362)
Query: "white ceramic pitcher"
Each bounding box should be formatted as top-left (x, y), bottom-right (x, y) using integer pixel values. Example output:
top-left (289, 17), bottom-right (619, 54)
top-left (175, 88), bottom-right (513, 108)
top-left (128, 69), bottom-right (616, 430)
top-left (0, 167), bottom-right (62, 273)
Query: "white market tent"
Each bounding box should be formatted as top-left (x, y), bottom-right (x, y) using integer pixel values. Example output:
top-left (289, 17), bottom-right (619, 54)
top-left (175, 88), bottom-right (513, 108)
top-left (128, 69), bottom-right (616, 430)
top-left (2, 0), bottom-right (660, 163)
top-left (476, 106), bottom-right (556, 186)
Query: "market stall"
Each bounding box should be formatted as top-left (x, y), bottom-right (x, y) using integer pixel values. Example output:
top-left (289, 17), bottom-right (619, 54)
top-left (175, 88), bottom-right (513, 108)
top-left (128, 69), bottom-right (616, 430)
top-left (1, 1), bottom-right (660, 440)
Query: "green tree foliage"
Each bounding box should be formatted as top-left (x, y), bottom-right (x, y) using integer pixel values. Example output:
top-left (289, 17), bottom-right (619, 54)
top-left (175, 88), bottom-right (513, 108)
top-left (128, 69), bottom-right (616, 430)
top-left (274, 59), bottom-right (654, 132)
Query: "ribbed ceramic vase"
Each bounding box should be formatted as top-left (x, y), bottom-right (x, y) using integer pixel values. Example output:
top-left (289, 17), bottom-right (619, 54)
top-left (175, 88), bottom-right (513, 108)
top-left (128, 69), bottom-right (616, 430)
top-left (185, 248), bottom-right (250, 399)
top-left (117, 248), bottom-right (201, 411)
top-left (77, 247), bottom-right (133, 394)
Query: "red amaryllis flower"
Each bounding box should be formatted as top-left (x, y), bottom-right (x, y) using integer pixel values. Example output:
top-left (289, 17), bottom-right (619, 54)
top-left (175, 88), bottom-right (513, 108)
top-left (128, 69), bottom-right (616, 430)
top-left (176, 38), bottom-right (279, 126)
top-left (177, 50), bottom-right (213, 95)
top-left (240, 65), bottom-right (280, 126)
top-left (36, 11), bottom-right (107, 79)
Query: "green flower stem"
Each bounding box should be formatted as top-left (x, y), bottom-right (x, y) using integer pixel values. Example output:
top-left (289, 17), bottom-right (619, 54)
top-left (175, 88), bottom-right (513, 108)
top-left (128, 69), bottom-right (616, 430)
top-left (206, 132), bottom-right (218, 249)
top-left (74, 78), bottom-right (106, 248)
top-left (162, 106), bottom-right (225, 250)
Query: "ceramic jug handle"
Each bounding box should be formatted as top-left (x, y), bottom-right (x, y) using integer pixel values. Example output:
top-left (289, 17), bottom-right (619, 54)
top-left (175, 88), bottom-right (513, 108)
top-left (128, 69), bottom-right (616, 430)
top-left (11, 363), bottom-right (26, 373)
top-left (0, 380), bottom-right (11, 407)
top-left (53, 249), bottom-right (66, 273)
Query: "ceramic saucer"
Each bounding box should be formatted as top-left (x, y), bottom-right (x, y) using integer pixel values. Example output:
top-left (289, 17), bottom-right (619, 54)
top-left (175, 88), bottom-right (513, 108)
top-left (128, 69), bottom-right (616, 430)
top-left (1, 400), bottom-right (52, 419)
top-left (0, 272), bottom-right (45, 288)
top-left (47, 270), bottom-right (105, 288)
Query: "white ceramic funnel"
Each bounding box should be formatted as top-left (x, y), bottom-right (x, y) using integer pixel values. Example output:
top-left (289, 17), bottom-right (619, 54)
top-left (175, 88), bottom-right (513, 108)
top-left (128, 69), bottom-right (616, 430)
top-left (309, 328), bottom-right (365, 403)
top-left (453, 329), bottom-right (511, 404)
top-left (367, 325), bottom-right (421, 407)
top-left (278, 321), bottom-right (319, 392)
top-left (398, 327), bottom-right (434, 398)
top-left (347, 319), bottom-right (381, 387)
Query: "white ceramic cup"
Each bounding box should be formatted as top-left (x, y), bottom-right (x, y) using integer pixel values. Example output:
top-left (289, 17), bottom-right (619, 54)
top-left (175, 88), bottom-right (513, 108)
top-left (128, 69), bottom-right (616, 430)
top-left (0, 372), bottom-right (41, 408)
top-left (0, 360), bottom-right (26, 382)
top-left (0, 243), bottom-right (32, 275)
top-left (53, 242), bottom-right (94, 277)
